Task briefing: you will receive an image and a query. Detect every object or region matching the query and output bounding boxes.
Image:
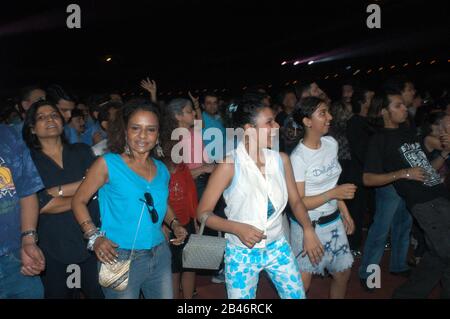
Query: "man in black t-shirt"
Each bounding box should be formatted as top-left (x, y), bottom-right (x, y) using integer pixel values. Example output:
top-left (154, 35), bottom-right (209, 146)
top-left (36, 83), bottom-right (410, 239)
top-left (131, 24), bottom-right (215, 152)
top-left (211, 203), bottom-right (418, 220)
top-left (364, 93), bottom-right (450, 299)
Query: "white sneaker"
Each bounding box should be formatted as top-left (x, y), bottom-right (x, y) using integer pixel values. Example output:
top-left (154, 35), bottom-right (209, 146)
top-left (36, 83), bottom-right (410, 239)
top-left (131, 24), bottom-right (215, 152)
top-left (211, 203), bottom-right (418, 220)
top-left (211, 269), bottom-right (225, 284)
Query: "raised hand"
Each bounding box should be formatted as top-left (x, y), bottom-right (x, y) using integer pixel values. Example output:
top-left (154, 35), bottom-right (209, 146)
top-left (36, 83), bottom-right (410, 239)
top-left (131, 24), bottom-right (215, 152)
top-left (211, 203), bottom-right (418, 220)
top-left (140, 77), bottom-right (157, 102)
top-left (188, 91), bottom-right (200, 110)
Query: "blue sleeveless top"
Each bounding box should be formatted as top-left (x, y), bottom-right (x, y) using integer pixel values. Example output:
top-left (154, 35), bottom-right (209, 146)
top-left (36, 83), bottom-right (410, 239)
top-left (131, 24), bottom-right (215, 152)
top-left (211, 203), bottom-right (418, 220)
top-left (98, 153), bottom-right (170, 250)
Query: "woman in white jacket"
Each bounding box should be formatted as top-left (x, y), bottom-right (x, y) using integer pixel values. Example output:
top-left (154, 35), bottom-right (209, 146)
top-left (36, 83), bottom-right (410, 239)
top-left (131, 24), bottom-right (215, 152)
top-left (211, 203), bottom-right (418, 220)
top-left (196, 98), bottom-right (323, 299)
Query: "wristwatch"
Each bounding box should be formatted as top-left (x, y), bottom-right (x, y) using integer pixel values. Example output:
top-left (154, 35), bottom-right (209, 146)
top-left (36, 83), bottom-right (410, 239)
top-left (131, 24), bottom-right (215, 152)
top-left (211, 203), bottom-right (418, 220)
top-left (21, 230), bottom-right (38, 243)
top-left (57, 185), bottom-right (63, 197)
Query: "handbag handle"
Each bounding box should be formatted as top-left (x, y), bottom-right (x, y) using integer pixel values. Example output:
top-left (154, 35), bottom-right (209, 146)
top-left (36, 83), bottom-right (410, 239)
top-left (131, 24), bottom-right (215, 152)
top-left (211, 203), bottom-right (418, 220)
top-left (198, 212), bottom-right (222, 237)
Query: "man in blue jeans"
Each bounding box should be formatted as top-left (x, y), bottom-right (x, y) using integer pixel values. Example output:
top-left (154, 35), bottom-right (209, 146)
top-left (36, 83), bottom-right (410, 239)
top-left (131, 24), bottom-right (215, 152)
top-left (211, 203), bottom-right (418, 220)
top-left (362, 92), bottom-right (450, 298)
top-left (359, 184), bottom-right (412, 287)
top-left (0, 125), bottom-right (46, 299)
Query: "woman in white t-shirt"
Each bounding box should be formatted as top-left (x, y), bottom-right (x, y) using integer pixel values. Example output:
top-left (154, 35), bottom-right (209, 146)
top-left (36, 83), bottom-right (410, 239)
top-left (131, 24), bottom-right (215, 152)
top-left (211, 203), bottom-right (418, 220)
top-left (197, 98), bottom-right (324, 299)
top-left (289, 96), bottom-right (356, 299)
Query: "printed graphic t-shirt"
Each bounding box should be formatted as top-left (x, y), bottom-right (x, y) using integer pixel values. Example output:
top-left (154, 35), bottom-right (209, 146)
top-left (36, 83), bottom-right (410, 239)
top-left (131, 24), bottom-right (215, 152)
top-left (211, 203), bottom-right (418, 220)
top-left (290, 136), bottom-right (342, 218)
top-left (364, 127), bottom-right (449, 209)
top-left (0, 125), bottom-right (44, 256)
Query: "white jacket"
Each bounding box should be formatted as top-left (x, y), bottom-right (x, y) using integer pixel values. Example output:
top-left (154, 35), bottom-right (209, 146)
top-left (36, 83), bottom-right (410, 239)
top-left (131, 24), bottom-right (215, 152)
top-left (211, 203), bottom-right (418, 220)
top-left (223, 142), bottom-right (288, 248)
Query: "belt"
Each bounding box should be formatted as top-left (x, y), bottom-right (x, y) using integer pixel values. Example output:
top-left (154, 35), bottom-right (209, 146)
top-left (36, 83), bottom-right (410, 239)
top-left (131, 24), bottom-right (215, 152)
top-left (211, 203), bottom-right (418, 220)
top-left (312, 210), bottom-right (340, 228)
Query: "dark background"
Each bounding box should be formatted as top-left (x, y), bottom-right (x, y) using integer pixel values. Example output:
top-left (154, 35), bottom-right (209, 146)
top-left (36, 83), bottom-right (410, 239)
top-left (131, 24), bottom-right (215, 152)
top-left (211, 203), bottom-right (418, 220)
top-left (0, 0), bottom-right (448, 100)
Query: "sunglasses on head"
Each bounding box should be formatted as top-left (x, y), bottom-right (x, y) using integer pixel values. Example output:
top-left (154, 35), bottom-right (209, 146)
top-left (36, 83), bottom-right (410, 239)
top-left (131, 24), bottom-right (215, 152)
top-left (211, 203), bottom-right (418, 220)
top-left (139, 192), bottom-right (158, 223)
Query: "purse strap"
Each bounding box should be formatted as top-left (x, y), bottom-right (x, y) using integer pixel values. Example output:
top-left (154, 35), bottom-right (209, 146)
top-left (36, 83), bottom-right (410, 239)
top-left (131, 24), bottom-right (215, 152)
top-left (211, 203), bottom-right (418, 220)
top-left (198, 212), bottom-right (222, 237)
top-left (129, 202), bottom-right (146, 261)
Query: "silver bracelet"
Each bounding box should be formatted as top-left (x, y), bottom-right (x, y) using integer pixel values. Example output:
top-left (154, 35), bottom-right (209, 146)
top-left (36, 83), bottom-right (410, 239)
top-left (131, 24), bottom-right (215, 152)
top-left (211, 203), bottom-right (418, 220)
top-left (86, 229), bottom-right (105, 251)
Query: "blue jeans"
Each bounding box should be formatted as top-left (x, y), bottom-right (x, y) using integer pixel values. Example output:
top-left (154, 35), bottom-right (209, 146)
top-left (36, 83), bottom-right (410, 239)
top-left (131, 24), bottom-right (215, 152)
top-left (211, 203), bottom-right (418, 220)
top-left (0, 249), bottom-right (44, 299)
top-left (101, 241), bottom-right (173, 299)
top-left (359, 185), bottom-right (412, 279)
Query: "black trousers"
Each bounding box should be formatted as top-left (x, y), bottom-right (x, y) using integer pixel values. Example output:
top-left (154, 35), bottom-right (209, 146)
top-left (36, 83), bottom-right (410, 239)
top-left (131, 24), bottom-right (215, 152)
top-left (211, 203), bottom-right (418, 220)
top-left (345, 185), bottom-right (368, 250)
top-left (40, 252), bottom-right (104, 299)
top-left (338, 159), bottom-right (367, 251)
top-left (393, 197), bottom-right (450, 299)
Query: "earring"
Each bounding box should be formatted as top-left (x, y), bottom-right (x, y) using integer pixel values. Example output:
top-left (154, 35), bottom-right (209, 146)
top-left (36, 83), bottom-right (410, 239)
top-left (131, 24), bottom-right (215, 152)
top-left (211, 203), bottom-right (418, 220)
top-left (124, 137), bottom-right (131, 155)
top-left (156, 141), bottom-right (164, 157)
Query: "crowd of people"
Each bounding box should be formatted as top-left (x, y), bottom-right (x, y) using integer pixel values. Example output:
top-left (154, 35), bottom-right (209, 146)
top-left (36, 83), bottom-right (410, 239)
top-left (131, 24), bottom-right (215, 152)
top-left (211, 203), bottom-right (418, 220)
top-left (1, 72), bottom-right (449, 299)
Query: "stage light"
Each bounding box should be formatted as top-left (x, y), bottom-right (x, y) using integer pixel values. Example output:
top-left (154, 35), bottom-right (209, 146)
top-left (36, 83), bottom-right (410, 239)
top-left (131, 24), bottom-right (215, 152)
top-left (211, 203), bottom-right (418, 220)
top-left (353, 69), bottom-right (360, 75)
top-left (416, 61), bottom-right (421, 65)
top-left (293, 61), bottom-right (300, 65)
top-left (308, 60), bottom-right (314, 65)
top-left (430, 60), bottom-right (436, 64)
top-left (390, 65), bottom-right (396, 69)
top-left (403, 63), bottom-right (409, 67)
top-left (378, 66), bottom-right (384, 71)
top-left (334, 73), bottom-right (338, 78)
top-left (281, 61), bottom-right (287, 66)
top-left (324, 75), bottom-right (329, 80)
top-left (242, 86), bottom-right (247, 90)
top-left (106, 57), bottom-right (112, 62)
top-left (293, 80), bottom-right (298, 84)
top-left (367, 69), bottom-right (372, 74)
top-left (346, 65), bottom-right (352, 70)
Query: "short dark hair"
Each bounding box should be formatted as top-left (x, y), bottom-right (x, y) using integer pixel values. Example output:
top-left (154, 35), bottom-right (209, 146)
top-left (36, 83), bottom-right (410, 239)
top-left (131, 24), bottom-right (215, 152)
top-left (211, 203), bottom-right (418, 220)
top-left (22, 100), bottom-right (67, 150)
top-left (351, 88), bottom-right (371, 114)
top-left (107, 98), bottom-right (160, 155)
top-left (69, 108), bottom-right (84, 123)
top-left (383, 76), bottom-right (413, 95)
top-left (47, 84), bottom-right (76, 104)
top-left (276, 88), bottom-right (297, 106)
top-left (201, 92), bottom-right (219, 104)
top-left (19, 85), bottom-right (45, 102)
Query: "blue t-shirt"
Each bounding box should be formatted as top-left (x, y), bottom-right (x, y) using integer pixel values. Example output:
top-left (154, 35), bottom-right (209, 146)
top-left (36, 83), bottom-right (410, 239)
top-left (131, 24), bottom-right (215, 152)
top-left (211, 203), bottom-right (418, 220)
top-left (98, 153), bottom-right (170, 250)
top-left (202, 111), bottom-right (226, 160)
top-left (0, 125), bottom-right (44, 256)
top-left (64, 123), bottom-right (105, 146)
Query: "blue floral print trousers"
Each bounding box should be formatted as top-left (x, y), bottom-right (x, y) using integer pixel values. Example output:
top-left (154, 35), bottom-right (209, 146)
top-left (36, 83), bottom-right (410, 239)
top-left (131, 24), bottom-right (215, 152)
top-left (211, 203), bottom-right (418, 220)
top-left (224, 237), bottom-right (305, 299)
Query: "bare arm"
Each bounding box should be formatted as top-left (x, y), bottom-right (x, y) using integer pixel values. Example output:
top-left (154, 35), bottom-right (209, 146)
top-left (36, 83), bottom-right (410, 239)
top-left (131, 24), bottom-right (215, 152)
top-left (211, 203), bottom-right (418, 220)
top-left (21, 194), bottom-right (40, 234)
top-left (40, 197), bottom-right (73, 214)
top-left (337, 199), bottom-right (354, 234)
top-left (363, 167), bottom-right (426, 187)
top-left (280, 153), bottom-right (314, 230)
top-left (295, 181), bottom-right (357, 210)
top-left (72, 157), bottom-right (108, 230)
top-left (20, 194), bottom-right (45, 276)
top-left (46, 180), bottom-right (82, 198)
top-left (196, 160), bottom-right (236, 234)
top-left (196, 158), bottom-right (267, 248)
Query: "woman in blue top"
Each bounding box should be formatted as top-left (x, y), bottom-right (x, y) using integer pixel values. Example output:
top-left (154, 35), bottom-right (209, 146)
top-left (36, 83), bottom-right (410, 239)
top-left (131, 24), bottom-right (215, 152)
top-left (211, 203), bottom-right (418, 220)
top-left (72, 99), bottom-right (187, 299)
